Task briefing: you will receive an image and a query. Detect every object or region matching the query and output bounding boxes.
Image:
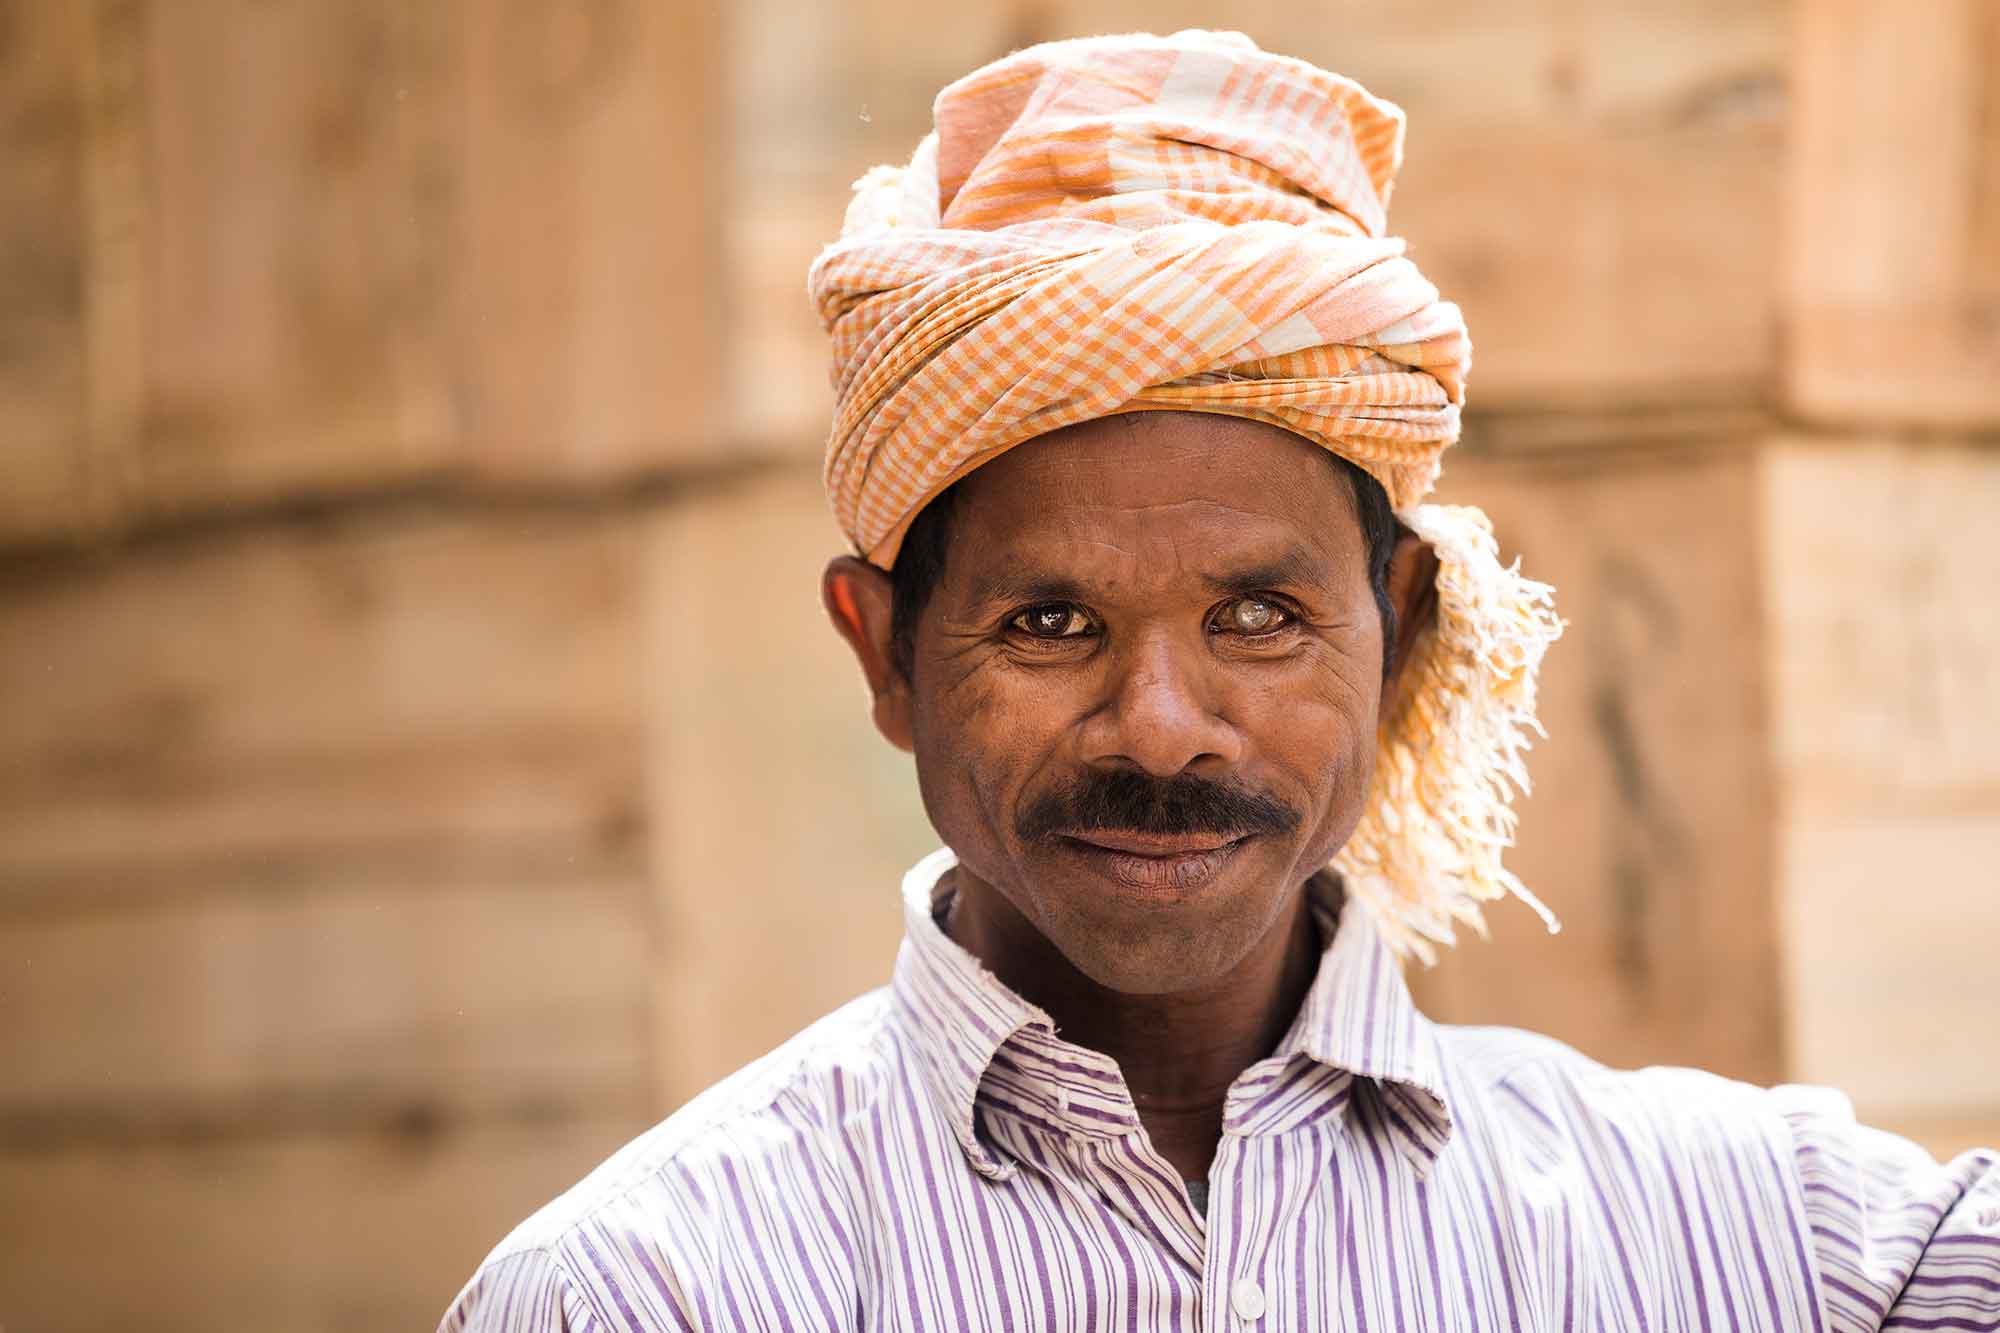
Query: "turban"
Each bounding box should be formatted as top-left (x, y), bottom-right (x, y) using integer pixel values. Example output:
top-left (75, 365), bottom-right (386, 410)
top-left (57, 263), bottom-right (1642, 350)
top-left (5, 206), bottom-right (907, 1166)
top-left (809, 30), bottom-right (1563, 961)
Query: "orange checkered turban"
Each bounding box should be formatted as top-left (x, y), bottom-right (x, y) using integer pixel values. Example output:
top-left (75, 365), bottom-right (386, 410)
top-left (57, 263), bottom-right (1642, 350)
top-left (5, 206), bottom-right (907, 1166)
top-left (810, 31), bottom-right (1564, 960)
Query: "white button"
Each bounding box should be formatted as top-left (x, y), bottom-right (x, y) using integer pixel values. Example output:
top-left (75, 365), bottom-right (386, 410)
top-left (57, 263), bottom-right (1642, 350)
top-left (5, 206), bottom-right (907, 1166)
top-left (1230, 1276), bottom-right (1266, 1320)
top-left (1052, 1087), bottom-right (1070, 1114)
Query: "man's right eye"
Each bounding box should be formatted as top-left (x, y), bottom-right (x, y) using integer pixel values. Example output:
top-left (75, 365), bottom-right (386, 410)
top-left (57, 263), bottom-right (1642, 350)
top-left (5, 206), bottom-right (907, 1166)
top-left (1010, 603), bottom-right (1094, 638)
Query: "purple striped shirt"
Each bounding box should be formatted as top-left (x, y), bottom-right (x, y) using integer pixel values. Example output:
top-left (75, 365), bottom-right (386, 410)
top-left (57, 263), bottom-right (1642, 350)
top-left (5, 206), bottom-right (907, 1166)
top-left (443, 849), bottom-right (1999, 1331)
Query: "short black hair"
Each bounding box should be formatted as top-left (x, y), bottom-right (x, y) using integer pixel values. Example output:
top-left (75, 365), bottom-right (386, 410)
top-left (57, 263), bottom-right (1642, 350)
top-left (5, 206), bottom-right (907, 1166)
top-left (889, 453), bottom-right (1401, 680)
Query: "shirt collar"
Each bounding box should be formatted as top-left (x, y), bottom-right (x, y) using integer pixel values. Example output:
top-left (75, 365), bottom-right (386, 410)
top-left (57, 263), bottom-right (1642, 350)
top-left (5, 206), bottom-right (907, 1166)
top-left (889, 848), bottom-right (1454, 1181)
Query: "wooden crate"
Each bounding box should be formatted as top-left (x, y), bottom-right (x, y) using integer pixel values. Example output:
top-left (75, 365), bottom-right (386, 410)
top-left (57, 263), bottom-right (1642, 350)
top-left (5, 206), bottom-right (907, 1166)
top-left (457, 0), bottom-right (723, 479)
top-left (642, 467), bottom-right (937, 1105)
top-left (0, 0), bottom-right (726, 550)
top-left (0, 3), bottom-right (92, 544)
top-left (1416, 437), bottom-right (2000, 1149)
top-left (1415, 444), bottom-right (1785, 1084)
top-left (132, 2), bottom-right (459, 522)
top-left (0, 511), bottom-right (650, 902)
top-left (1760, 442), bottom-right (2000, 1128)
top-left (0, 1112), bottom-right (647, 1333)
top-left (0, 508), bottom-right (661, 1326)
top-left (1785, 0), bottom-right (2000, 427)
top-left (0, 480), bottom-right (934, 1328)
top-left (5, 875), bottom-right (652, 1132)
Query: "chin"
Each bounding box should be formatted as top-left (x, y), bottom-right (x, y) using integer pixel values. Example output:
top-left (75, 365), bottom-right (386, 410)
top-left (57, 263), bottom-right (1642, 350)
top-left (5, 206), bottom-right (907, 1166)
top-left (1047, 914), bottom-right (1264, 995)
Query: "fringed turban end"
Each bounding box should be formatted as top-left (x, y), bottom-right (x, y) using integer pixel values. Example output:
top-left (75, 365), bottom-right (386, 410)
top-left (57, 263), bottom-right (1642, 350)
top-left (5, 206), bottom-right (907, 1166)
top-left (1333, 504), bottom-right (1566, 964)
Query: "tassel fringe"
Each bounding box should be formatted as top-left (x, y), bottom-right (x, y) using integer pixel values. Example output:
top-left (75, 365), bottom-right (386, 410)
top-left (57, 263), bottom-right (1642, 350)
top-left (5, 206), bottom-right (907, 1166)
top-left (1332, 503), bottom-right (1566, 963)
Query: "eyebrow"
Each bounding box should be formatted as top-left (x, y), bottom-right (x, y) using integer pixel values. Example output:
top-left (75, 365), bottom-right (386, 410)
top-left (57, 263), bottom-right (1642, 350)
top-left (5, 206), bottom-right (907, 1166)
top-left (962, 546), bottom-right (1333, 607)
top-left (962, 570), bottom-right (1094, 608)
top-left (1199, 547), bottom-right (1333, 597)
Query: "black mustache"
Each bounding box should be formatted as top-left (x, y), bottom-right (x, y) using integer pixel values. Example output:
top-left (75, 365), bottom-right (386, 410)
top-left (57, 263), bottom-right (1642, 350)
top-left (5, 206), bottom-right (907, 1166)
top-left (1016, 768), bottom-right (1301, 844)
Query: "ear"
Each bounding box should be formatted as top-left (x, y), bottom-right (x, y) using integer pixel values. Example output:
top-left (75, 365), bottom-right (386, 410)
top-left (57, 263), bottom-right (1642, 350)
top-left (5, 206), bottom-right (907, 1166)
top-left (822, 555), bottom-right (915, 752)
top-left (1379, 523), bottom-right (1440, 722)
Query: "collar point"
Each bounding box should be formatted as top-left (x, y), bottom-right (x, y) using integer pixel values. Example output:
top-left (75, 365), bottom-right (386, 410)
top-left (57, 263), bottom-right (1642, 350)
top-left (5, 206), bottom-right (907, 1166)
top-left (960, 1137), bottom-right (1016, 1181)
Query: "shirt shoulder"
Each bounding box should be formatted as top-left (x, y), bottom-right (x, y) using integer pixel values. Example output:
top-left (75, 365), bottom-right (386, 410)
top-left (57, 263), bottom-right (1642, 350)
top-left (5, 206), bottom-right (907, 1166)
top-left (440, 986), bottom-right (903, 1332)
top-left (1440, 1021), bottom-right (1814, 1177)
top-left (1436, 1023), bottom-right (2000, 1328)
top-left (1767, 1083), bottom-right (1999, 1329)
top-left (1440, 1019), bottom-right (1793, 1120)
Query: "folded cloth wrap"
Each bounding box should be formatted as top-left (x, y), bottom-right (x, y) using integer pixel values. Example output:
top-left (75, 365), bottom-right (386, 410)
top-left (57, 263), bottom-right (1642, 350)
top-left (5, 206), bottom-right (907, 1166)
top-left (809, 30), bottom-right (1563, 961)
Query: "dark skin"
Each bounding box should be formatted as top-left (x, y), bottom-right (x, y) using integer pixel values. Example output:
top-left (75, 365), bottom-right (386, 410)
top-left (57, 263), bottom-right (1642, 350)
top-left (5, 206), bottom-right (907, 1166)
top-left (823, 412), bottom-right (1436, 1181)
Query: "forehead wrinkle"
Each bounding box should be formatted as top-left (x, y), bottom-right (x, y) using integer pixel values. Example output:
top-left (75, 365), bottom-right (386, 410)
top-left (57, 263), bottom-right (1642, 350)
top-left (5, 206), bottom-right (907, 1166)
top-left (960, 534), bottom-right (1158, 608)
top-left (962, 511), bottom-right (1347, 612)
top-left (949, 418), bottom-right (1368, 607)
top-left (1202, 544), bottom-right (1338, 596)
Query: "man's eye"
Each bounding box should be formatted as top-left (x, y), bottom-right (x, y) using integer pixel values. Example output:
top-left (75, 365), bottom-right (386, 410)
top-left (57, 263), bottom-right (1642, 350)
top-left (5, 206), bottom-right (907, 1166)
top-left (1010, 603), bottom-right (1093, 639)
top-left (1211, 596), bottom-right (1293, 636)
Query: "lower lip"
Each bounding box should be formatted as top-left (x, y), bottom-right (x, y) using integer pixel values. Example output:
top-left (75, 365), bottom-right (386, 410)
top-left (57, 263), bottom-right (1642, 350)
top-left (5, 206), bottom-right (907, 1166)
top-left (1054, 836), bottom-right (1250, 898)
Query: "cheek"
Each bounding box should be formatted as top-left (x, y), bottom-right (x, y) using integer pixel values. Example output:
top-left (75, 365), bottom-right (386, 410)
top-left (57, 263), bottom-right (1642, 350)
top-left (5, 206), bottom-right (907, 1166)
top-left (909, 659), bottom-right (1063, 844)
top-left (1243, 649), bottom-right (1383, 839)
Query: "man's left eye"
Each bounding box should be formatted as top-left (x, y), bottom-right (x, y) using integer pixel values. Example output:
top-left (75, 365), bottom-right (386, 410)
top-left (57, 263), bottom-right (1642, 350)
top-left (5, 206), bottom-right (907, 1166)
top-left (1212, 597), bottom-right (1292, 635)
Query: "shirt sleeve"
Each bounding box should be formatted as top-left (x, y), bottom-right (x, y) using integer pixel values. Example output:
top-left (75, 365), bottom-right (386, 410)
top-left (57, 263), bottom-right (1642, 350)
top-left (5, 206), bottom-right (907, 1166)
top-left (1774, 1084), bottom-right (2000, 1331)
top-left (438, 1247), bottom-right (610, 1333)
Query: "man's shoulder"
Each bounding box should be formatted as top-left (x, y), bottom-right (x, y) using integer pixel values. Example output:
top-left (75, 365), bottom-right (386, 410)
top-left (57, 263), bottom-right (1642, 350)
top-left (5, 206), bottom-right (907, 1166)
top-left (443, 985), bottom-right (901, 1328)
top-left (512, 985), bottom-right (897, 1250)
top-left (1430, 1023), bottom-right (1997, 1325)
top-left (1434, 1020), bottom-right (1804, 1157)
top-left (1430, 1020), bottom-right (1954, 1197)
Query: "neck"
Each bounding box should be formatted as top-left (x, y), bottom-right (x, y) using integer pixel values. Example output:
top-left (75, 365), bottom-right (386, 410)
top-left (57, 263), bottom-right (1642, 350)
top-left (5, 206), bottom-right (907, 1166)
top-left (942, 869), bottom-right (1325, 1182)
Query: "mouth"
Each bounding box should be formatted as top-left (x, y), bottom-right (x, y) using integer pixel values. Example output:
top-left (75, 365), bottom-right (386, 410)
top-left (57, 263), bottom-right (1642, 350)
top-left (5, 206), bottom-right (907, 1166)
top-left (1062, 830), bottom-right (1245, 857)
top-left (1052, 830), bottom-right (1253, 896)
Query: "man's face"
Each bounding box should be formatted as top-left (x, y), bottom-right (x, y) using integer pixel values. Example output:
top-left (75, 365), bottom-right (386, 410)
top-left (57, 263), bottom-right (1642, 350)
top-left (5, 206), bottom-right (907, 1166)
top-left (898, 412), bottom-right (1391, 995)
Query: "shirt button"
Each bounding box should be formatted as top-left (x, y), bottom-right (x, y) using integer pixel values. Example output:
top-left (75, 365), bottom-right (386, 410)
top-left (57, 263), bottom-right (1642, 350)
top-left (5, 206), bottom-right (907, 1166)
top-left (1052, 1086), bottom-right (1070, 1115)
top-left (1231, 1276), bottom-right (1266, 1321)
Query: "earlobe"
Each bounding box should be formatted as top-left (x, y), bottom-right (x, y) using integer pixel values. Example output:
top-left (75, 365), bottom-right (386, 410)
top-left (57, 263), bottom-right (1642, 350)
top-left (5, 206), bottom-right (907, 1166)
top-left (822, 556), bottom-right (916, 752)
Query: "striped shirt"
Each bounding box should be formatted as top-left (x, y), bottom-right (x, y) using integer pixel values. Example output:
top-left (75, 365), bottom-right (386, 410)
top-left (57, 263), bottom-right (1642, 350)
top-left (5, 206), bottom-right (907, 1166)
top-left (443, 849), bottom-right (1999, 1331)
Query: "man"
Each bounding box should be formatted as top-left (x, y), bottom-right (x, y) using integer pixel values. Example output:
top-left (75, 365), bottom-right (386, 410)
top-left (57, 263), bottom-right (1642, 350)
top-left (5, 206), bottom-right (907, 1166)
top-left (445, 31), bottom-right (1996, 1331)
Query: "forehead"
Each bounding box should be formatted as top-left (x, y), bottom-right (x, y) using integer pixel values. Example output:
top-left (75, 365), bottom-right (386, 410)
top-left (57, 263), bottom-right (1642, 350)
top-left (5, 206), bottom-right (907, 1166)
top-left (943, 413), bottom-right (1364, 593)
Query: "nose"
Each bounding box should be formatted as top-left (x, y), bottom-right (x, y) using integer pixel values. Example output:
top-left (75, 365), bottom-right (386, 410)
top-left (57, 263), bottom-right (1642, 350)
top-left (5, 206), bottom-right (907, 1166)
top-left (1078, 627), bottom-right (1243, 776)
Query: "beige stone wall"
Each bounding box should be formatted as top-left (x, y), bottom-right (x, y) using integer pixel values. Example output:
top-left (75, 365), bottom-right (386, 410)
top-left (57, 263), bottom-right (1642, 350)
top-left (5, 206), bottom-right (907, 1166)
top-left (1, 2), bottom-right (1994, 1328)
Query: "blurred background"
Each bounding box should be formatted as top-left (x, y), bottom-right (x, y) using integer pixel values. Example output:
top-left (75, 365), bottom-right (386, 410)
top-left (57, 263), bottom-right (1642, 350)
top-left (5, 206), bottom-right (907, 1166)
top-left (1, 0), bottom-right (1995, 1327)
